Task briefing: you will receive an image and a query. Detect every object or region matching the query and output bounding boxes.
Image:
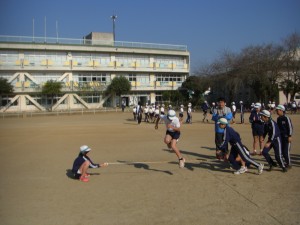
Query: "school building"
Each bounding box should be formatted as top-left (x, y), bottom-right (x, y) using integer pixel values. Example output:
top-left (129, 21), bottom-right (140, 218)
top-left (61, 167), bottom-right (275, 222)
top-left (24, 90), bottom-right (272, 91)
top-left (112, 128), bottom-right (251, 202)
top-left (0, 32), bottom-right (190, 112)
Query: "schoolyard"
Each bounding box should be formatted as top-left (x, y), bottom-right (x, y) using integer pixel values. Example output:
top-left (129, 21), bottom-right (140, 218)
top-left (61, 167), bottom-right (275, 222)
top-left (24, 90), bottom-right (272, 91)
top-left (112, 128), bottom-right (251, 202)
top-left (0, 111), bottom-right (299, 225)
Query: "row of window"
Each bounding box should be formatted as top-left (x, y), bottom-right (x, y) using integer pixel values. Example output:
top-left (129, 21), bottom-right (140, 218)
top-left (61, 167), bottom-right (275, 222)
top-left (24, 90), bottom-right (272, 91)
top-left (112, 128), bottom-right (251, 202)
top-left (1, 72), bottom-right (185, 84)
top-left (0, 51), bottom-right (187, 66)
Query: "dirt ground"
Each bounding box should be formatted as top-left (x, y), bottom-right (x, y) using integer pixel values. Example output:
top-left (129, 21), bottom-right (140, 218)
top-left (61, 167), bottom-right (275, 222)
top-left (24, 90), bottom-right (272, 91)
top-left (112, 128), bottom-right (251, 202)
top-left (0, 111), bottom-right (299, 225)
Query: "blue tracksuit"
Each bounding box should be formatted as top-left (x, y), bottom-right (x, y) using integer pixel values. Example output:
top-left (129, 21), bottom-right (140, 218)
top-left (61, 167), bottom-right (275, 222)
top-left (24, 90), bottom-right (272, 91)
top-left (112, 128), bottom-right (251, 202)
top-left (219, 126), bottom-right (260, 169)
top-left (262, 119), bottom-right (285, 168)
top-left (212, 107), bottom-right (233, 133)
top-left (212, 106), bottom-right (232, 151)
top-left (201, 103), bottom-right (209, 112)
top-left (277, 115), bottom-right (293, 166)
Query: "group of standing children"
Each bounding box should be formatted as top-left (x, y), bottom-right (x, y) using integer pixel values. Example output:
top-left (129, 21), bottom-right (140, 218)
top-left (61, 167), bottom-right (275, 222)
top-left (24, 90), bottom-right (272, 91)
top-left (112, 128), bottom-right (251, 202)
top-left (212, 97), bottom-right (293, 175)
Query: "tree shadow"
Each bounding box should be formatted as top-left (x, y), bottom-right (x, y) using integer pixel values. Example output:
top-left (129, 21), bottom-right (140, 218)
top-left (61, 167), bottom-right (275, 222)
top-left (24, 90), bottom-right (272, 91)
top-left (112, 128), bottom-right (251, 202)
top-left (117, 160), bottom-right (173, 175)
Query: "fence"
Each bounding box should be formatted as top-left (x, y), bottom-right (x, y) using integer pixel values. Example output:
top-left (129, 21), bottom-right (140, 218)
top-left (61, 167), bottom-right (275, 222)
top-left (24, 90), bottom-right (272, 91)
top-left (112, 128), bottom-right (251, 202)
top-left (0, 107), bottom-right (131, 119)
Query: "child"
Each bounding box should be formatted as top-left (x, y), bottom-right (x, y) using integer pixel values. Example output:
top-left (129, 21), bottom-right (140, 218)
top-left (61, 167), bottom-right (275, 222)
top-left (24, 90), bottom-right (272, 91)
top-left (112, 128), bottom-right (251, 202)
top-left (276, 105), bottom-right (293, 169)
top-left (260, 110), bottom-right (287, 172)
top-left (155, 110), bottom-right (185, 168)
top-left (179, 104), bottom-right (184, 123)
top-left (249, 103), bottom-right (264, 155)
top-left (72, 145), bottom-right (108, 182)
top-left (217, 118), bottom-right (264, 175)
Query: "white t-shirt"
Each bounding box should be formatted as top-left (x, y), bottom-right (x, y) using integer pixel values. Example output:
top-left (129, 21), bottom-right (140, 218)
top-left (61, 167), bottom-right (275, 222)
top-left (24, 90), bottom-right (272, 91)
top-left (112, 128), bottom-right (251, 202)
top-left (180, 107), bottom-right (184, 113)
top-left (160, 107), bottom-right (165, 113)
top-left (232, 105), bottom-right (236, 112)
top-left (159, 115), bottom-right (180, 132)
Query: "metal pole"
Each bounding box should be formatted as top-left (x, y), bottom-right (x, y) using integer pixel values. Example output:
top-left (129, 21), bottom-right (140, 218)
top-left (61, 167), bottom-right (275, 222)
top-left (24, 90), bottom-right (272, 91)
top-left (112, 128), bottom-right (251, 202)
top-left (44, 16), bottom-right (47, 42)
top-left (32, 18), bottom-right (35, 42)
top-left (56, 20), bottom-right (59, 43)
top-left (111, 14), bottom-right (117, 42)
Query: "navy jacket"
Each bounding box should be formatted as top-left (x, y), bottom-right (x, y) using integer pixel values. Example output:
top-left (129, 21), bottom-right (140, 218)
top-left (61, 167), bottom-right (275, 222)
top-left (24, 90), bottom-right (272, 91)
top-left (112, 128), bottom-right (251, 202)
top-left (249, 110), bottom-right (264, 129)
top-left (201, 103), bottom-right (209, 111)
top-left (263, 119), bottom-right (281, 142)
top-left (277, 115), bottom-right (293, 138)
top-left (72, 153), bottom-right (100, 173)
top-left (219, 126), bottom-right (241, 151)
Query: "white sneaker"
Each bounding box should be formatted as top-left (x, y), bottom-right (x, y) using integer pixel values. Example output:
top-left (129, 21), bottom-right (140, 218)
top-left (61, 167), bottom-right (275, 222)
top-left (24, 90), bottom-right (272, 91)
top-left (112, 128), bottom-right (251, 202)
top-left (179, 158), bottom-right (185, 168)
top-left (258, 163), bottom-right (264, 174)
top-left (234, 166), bottom-right (247, 175)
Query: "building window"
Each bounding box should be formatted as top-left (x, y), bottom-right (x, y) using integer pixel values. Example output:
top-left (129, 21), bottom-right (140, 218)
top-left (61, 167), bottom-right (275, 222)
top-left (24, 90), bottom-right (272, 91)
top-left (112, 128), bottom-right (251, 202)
top-left (128, 74), bottom-right (136, 82)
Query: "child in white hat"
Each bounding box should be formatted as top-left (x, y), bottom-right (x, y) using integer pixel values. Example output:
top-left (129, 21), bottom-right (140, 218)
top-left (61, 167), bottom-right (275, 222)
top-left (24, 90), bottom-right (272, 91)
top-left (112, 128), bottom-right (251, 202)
top-left (72, 145), bottom-right (108, 182)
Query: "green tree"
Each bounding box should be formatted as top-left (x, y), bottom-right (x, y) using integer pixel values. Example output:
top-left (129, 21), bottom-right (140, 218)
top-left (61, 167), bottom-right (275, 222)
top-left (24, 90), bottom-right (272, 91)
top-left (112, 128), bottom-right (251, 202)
top-left (162, 91), bottom-right (184, 107)
top-left (42, 80), bottom-right (62, 111)
top-left (0, 78), bottom-right (14, 107)
top-left (0, 77), bottom-right (14, 95)
top-left (181, 75), bottom-right (211, 106)
top-left (282, 32), bottom-right (300, 101)
top-left (105, 76), bottom-right (131, 107)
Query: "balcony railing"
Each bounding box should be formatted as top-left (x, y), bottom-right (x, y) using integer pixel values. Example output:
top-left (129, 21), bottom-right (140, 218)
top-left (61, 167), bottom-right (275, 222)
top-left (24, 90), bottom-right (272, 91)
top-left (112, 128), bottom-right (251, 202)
top-left (0, 35), bottom-right (187, 51)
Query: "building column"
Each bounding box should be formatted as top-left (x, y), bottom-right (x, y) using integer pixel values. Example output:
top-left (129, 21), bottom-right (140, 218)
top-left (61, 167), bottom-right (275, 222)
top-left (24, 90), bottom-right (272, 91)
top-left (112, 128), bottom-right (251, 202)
top-left (19, 95), bottom-right (27, 111)
top-left (150, 92), bottom-right (156, 104)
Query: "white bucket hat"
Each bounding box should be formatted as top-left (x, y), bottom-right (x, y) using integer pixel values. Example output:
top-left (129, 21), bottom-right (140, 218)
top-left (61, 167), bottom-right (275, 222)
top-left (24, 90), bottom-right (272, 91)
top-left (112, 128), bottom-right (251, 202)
top-left (260, 110), bottom-right (271, 117)
top-left (167, 110), bottom-right (176, 121)
top-left (80, 145), bottom-right (91, 153)
top-left (217, 118), bottom-right (228, 125)
top-left (254, 103), bottom-right (262, 109)
top-left (276, 105), bottom-right (285, 111)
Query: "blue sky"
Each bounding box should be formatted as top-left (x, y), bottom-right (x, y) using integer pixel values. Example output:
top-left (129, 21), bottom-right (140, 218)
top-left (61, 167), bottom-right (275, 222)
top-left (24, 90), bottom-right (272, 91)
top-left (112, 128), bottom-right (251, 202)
top-left (0, 0), bottom-right (299, 72)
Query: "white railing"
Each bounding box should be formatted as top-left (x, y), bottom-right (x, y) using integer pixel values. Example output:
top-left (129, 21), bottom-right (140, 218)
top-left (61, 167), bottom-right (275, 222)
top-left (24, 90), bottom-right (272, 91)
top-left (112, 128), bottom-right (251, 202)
top-left (0, 35), bottom-right (187, 51)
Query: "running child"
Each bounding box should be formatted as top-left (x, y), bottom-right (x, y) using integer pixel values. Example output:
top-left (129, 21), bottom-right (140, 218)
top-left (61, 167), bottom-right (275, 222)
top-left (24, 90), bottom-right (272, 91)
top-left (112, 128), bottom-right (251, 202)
top-left (155, 110), bottom-right (185, 168)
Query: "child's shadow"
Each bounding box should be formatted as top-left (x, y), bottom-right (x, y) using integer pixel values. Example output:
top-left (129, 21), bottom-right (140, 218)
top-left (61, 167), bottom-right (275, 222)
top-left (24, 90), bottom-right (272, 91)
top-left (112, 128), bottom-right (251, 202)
top-left (66, 169), bottom-right (75, 179)
top-left (65, 169), bottom-right (100, 179)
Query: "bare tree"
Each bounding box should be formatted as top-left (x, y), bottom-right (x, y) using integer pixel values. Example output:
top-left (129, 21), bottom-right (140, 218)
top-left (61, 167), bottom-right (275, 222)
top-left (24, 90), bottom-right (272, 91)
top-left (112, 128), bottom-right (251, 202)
top-left (281, 32), bottom-right (300, 101)
top-left (192, 32), bottom-right (299, 105)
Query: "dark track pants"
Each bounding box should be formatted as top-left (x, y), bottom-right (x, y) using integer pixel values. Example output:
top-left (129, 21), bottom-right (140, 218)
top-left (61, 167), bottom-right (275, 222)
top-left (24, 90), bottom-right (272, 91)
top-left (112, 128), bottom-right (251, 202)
top-left (262, 137), bottom-right (285, 168)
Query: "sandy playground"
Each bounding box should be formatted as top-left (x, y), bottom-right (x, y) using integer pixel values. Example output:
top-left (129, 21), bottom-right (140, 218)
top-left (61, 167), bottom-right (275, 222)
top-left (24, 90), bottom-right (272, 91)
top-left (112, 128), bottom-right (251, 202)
top-left (0, 111), bottom-right (299, 225)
